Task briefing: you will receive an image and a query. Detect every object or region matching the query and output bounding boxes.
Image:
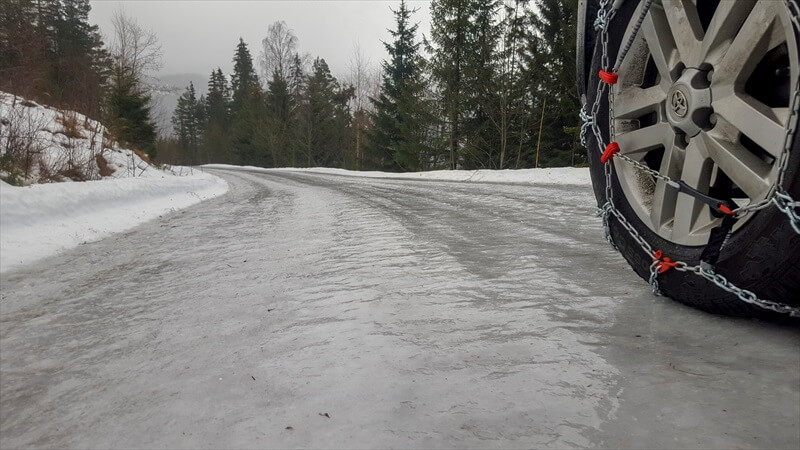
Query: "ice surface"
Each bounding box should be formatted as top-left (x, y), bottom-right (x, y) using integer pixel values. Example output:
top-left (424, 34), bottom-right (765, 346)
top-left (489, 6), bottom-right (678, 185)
top-left (1, 168), bottom-right (797, 449)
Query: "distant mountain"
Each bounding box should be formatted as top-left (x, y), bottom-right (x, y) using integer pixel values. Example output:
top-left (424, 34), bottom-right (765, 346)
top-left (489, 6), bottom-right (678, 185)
top-left (151, 73), bottom-right (208, 136)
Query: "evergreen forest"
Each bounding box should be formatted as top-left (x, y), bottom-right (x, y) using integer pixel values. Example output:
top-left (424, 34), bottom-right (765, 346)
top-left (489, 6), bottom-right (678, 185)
top-left (1, 0), bottom-right (582, 171)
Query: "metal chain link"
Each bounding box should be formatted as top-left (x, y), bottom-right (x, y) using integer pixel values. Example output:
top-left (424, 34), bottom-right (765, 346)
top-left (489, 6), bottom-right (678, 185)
top-left (581, 0), bottom-right (800, 317)
top-left (774, 191), bottom-right (800, 233)
top-left (613, 0), bottom-right (653, 72)
top-left (579, 106), bottom-right (593, 147)
top-left (648, 261), bottom-right (662, 295)
top-left (596, 202), bottom-right (615, 246)
top-left (616, 154), bottom-right (680, 187)
top-left (676, 264), bottom-right (800, 317)
top-left (593, 0), bottom-right (611, 31)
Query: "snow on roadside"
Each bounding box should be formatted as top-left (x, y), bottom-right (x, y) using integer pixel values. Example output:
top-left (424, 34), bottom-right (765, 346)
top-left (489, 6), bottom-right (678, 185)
top-left (0, 171), bottom-right (228, 273)
top-left (0, 92), bottom-right (169, 184)
top-left (1, 92), bottom-right (229, 273)
top-left (203, 164), bottom-right (592, 185)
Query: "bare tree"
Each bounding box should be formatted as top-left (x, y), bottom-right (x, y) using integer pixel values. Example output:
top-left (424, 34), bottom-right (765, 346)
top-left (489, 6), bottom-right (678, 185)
top-left (346, 41), bottom-right (376, 170)
top-left (259, 21), bottom-right (299, 82)
top-left (106, 10), bottom-right (162, 158)
top-left (347, 42), bottom-right (374, 114)
top-left (109, 9), bottom-right (162, 89)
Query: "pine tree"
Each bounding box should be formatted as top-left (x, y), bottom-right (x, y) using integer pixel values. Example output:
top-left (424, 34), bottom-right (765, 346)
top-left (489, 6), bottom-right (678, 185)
top-left (206, 68), bottom-right (231, 126)
top-left (460, 0), bottom-right (502, 169)
top-left (229, 38), bottom-right (266, 166)
top-left (196, 93), bottom-right (208, 150)
top-left (0, 0), bottom-right (108, 117)
top-left (297, 58), bottom-right (352, 167)
top-left (172, 88), bottom-right (191, 152)
top-left (286, 53), bottom-right (307, 166)
top-left (332, 82), bottom-right (356, 168)
top-left (171, 82), bottom-right (205, 164)
top-left (429, 0), bottom-right (511, 169)
top-left (368, 0), bottom-right (432, 171)
top-left (49, 0), bottom-right (108, 115)
top-left (428, 0), bottom-right (472, 169)
top-left (230, 38), bottom-right (260, 113)
top-left (287, 53), bottom-right (307, 100)
top-left (55, 0), bottom-right (108, 110)
top-left (105, 11), bottom-right (160, 161)
top-left (205, 68), bottom-right (232, 163)
top-left (0, 1), bottom-right (41, 95)
top-left (497, 0), bottom-right (534, 169)
top-left (107, 66), bottom-right (157, 158)
top-left (265, 70), bottom-right (292, 167)
top-left (525, 0), bottom-right (581, 167)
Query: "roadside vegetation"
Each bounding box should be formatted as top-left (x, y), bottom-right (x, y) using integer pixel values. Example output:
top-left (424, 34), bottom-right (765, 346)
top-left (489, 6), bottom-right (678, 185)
top-left (1, 0), bottom-right (580, 184)
top-left (1, 0), bottom-right (161, 184)
top-left (168, 0), bottom-right (581, 170)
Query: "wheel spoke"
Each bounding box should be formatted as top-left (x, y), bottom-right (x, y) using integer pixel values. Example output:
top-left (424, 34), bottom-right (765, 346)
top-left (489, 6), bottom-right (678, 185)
top-left (613, 86), bottom-right (666, 120)
top-left (699, 1), bottom-right (757, 66)
top-left (642, 7), bottom-right (679, 87)
top-left (698, 132), bottom-right (772, 200)
top-left (713, 2), bottom-right (783, 89)
top-left (661, 0), bottom-right (703, 67)
top-left (616, 122), bottom-right (674, 160)
top-left (672, 140), bottom-right (712, 241)
top-left (713, 94), bottom-right (785, 158)
top-left (649, 137), bottom-right (682, 232)
top-left (773, 107), bottom-right (790, 125)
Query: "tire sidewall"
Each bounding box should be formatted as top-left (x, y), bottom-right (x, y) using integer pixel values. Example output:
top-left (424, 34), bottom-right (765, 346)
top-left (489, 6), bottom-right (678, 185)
top-left (585, 0), bottom-right (800, 313)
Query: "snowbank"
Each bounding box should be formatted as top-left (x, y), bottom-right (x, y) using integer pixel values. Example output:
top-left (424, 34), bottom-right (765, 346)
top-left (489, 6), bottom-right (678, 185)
top-left (0, 92), bottom-right (230, 272)
top-left (0, 92), bottom-right (173, 184)
top-left (0, 171), bottom-right (228, 272)
top-left (204, 165), bottom-right (592, 186)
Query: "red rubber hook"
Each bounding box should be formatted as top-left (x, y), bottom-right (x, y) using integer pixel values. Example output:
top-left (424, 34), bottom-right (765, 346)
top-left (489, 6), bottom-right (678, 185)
top-left (653, 250), bottom-right (679, 274)
top-left (718, 204), bottom-right (737, 216)
top-left (599, 70), bottom-right (618, 85)
top-left (601, 142), bottom-right (620, 164)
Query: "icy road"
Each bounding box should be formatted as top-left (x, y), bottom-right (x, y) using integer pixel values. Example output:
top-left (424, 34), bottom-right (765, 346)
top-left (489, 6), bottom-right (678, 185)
top-left (1, 168), bottom-right (798, 449)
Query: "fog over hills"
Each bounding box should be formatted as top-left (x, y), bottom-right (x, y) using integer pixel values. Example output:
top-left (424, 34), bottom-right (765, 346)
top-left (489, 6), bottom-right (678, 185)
top-left (152, 73), bottom-right (207, 136)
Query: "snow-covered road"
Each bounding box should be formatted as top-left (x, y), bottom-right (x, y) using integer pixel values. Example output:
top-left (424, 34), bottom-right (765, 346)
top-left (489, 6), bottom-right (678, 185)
top-left (1, 168), bottom-right (798, 448)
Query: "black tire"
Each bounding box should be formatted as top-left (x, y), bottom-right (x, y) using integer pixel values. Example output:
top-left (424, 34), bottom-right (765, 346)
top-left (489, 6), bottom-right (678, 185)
top-left (585, 0), bottom-right (800, 318)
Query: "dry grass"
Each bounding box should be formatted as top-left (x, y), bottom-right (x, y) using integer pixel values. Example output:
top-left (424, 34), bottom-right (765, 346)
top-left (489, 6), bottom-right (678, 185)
top-left (131, 148), bottom-right (152, 164)
top-left (1, 102), bottom-right (47, 182)
top-left (96, 153), bottom-right (115, 177)
top-left (102, 133), bottom-right (116, 151)
top-left (36, 159), bottom-right (58, 182)
top-left (56, 111), bottom-right (84, 139)
top-left (57, 164), bottom-right (87, 181)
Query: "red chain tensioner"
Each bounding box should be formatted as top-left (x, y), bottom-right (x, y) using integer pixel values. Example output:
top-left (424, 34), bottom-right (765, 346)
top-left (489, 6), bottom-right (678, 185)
top-left (601, 142), bottom-right (620, 164)
top-left (652, 250), bottom-right (679, 273)
top-left (718, 204), bottom-right (737, 217)
top-left (599, 70), bottom-right (618, 85)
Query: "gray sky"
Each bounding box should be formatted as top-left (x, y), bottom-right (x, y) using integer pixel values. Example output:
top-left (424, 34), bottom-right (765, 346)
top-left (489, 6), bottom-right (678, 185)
top-left (89, 0), bottom-right (432, 81)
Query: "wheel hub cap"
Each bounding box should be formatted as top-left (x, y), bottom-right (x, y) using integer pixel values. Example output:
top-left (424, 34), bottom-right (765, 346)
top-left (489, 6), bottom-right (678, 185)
top-left (666, 68), bottom-right (712, 137)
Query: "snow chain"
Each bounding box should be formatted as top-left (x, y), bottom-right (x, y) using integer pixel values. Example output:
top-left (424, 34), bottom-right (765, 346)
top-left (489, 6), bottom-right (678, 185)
top-left (582, 0), bottom-right (800, 317)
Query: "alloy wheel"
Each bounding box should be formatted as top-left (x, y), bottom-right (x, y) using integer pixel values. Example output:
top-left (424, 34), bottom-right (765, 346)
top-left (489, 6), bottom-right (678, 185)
top-left (611, 0), bottom-right (799, 246)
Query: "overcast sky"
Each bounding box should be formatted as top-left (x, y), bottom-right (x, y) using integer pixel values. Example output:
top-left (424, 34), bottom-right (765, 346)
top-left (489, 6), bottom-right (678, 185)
top-left (89, 0), bottom-right (432, 81)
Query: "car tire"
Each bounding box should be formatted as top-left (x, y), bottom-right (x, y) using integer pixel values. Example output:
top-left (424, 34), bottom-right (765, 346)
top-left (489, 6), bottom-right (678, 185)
top-left (585, 0), bottom-right (800, 318)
